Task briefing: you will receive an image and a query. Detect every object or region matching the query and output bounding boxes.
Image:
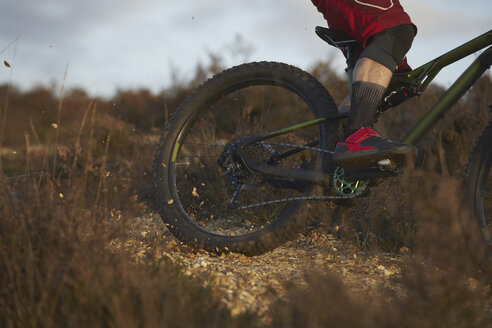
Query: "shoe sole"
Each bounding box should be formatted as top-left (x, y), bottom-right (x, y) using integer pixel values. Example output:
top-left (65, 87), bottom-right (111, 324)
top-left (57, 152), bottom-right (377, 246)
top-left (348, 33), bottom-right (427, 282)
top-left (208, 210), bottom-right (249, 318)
top-left (334, 146), bottom-right (417, 170)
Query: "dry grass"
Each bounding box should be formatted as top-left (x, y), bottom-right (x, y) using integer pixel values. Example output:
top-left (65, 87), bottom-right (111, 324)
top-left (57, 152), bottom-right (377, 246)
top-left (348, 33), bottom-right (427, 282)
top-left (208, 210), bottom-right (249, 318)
top-left (0, 76), bottom-right (255, 327)
top-left (0, 58), bottom-right (491, 327)
top-left (0, 179), bottom-right (250, 327)
top-left (270, 172), bottom-right (492, 327)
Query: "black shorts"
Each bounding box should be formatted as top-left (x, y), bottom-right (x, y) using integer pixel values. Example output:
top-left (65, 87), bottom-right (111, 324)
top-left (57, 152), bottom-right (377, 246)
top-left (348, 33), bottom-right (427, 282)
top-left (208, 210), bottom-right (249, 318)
top-left (360, 24), bottom-right (416, 71)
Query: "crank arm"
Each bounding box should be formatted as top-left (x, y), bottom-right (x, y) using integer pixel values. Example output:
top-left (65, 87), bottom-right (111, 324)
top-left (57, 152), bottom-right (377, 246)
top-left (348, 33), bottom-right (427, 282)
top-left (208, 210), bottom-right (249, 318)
top-left (343, 167), bottom-right (399, 182)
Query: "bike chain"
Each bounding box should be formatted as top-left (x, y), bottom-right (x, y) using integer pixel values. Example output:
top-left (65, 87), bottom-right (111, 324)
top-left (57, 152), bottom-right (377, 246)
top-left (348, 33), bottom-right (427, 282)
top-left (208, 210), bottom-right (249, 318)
top-left (235, 141), bottom-right (362, 209)
top-left (237, 192), bottom-right (361, 209)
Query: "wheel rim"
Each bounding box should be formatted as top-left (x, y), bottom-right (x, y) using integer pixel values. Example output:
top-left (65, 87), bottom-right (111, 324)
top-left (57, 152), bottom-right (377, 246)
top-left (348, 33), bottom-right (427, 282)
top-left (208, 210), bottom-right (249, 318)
top-left (170, 83), bottom-right (327, 237)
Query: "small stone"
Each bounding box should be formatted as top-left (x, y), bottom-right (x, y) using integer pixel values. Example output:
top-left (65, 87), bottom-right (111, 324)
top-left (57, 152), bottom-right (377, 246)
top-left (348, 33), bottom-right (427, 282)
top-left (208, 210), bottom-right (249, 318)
top-left (192, 258), bottom-right (208, 268)
top-left (165, 240), bottom-right (177, 251)
top-left (377, 265), bottom-right (392, 276)
top-left (239, 254), bottom-right (250, 263)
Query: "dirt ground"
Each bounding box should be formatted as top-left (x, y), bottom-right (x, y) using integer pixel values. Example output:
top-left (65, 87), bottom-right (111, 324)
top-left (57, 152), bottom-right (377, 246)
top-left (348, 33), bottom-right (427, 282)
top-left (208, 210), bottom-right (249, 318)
top-left (120, 213), bottom-right (407, 322)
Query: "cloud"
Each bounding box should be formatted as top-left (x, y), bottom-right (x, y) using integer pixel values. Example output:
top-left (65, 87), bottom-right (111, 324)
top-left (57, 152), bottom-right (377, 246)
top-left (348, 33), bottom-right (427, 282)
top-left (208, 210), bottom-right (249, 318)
top-left (405, 1), bottom-right (491, 38)
top-left (0, 0), bottom-right (490, 96)
top-left (0, 0), bottom-right (157, 45)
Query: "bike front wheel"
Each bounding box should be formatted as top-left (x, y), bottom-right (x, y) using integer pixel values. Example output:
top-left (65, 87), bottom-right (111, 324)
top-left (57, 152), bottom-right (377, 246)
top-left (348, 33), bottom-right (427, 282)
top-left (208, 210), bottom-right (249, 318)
top-left (153, 62), bottom-right (339, 255)
top-left (465, 121), bottom-right (492, 251)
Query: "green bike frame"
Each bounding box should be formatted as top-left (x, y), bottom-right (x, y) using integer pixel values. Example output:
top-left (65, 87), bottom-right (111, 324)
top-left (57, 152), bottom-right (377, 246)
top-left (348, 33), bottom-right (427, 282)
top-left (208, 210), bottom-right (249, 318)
top-left (401, 30), bottom-right (492, 144)
top-left (255, 29), bottom-right (492, 147)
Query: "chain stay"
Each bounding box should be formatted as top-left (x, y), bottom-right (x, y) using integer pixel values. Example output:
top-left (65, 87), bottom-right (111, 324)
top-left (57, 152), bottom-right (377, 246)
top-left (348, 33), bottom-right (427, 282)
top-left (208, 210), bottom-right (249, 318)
top-left (259, 141), bottom-right (334, 154)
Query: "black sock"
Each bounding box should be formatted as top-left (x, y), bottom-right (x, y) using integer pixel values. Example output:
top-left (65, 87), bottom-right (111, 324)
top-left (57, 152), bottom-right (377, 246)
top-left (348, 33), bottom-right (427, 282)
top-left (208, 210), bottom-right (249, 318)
top-left (344, 81), bottom-right (386, 139)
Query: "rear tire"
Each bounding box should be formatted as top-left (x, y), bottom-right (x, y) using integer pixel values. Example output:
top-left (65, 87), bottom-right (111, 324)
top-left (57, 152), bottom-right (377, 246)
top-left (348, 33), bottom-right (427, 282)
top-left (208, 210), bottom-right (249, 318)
top-left (153, 62), bottom-right (339, 255)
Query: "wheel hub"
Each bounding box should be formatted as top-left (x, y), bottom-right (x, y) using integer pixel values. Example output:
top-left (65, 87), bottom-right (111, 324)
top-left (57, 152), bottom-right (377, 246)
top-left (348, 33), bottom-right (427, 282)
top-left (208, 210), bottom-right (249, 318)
top-left (217, 136), bottom-right (276, 208)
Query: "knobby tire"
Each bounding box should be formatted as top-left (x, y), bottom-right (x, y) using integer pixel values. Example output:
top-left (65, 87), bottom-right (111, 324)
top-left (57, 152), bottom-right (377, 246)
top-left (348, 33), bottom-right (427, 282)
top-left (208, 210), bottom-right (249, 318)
top-left (153, 62), bottom-right (339, 255)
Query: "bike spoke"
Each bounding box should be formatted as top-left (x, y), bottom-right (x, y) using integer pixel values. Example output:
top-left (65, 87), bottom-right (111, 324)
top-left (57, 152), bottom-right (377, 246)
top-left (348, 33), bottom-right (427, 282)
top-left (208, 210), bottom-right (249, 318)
top-left (172, 83), bottom-right (325, 236)
top-left (153, 62), bottom-right (341, 253)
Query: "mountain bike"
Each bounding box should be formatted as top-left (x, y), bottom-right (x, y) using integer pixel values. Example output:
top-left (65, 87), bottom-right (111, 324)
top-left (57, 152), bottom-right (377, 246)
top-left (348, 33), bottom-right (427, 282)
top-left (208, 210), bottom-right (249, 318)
top-left (153, 27), bottom-right (492, 255)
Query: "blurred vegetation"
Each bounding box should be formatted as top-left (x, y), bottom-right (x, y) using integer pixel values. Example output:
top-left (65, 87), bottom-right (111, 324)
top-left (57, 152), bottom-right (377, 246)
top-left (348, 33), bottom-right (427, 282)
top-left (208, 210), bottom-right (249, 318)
top-left (0, 51), bottom-right (491, 326)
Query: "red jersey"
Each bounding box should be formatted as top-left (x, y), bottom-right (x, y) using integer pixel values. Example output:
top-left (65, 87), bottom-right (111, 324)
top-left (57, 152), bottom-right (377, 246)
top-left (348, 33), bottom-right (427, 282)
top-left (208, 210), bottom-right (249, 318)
top-left (311, 0), bottom-right (415, 47)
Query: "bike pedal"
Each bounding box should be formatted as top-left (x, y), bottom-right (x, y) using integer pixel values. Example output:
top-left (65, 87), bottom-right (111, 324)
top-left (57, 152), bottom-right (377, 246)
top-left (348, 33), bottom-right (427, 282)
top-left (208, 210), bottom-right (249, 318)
top-left (377, 159), bottom-right (398, 172)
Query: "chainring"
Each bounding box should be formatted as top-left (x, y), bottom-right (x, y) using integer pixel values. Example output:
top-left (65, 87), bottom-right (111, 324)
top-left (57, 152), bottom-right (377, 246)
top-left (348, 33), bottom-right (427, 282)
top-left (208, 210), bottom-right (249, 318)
top-left (332, 167), bottom-right (368, 196)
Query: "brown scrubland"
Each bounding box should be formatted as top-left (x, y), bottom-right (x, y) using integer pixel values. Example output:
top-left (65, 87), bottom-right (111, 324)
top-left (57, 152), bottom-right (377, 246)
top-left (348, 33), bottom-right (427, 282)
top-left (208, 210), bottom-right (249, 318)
top-left (1, 55), bottom-right (491, 327)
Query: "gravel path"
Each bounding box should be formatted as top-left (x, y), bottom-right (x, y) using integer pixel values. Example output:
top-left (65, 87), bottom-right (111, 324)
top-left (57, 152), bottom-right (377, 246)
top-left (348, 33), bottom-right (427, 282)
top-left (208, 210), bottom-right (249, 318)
top-left (122, 213), bottom-right (405, 321)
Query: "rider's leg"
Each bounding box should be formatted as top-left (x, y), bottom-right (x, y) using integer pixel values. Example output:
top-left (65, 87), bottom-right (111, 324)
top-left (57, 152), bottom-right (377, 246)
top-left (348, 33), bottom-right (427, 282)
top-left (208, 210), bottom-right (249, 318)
top-left (353, 57), bottom-right (392, 86)
top-left (344, 58), bottom-right (392, 138)
top-left (334, 24), bottom-right (416, 169)
top-left (345, 23), bottom-right (415, 137)
top-left (337, 58), bottom-right (392, 115)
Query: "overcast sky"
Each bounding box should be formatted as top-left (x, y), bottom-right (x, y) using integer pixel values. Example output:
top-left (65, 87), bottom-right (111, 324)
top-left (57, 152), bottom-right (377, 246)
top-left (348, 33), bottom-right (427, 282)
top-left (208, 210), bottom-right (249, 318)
top-left (0, 0), bottom-right (491, 98)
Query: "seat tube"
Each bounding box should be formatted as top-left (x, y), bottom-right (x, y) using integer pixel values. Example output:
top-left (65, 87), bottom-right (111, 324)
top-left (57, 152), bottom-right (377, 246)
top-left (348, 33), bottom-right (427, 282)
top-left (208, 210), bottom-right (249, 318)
top-left (347, 67), bottom-right (354, 96)
top-left (345, 46), bottom-right (357, 97)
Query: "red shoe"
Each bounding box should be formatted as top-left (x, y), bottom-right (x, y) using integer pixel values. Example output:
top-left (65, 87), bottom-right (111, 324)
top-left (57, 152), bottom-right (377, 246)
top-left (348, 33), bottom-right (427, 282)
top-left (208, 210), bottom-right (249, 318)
top-left (333, 128), bottom-right (416, 169)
